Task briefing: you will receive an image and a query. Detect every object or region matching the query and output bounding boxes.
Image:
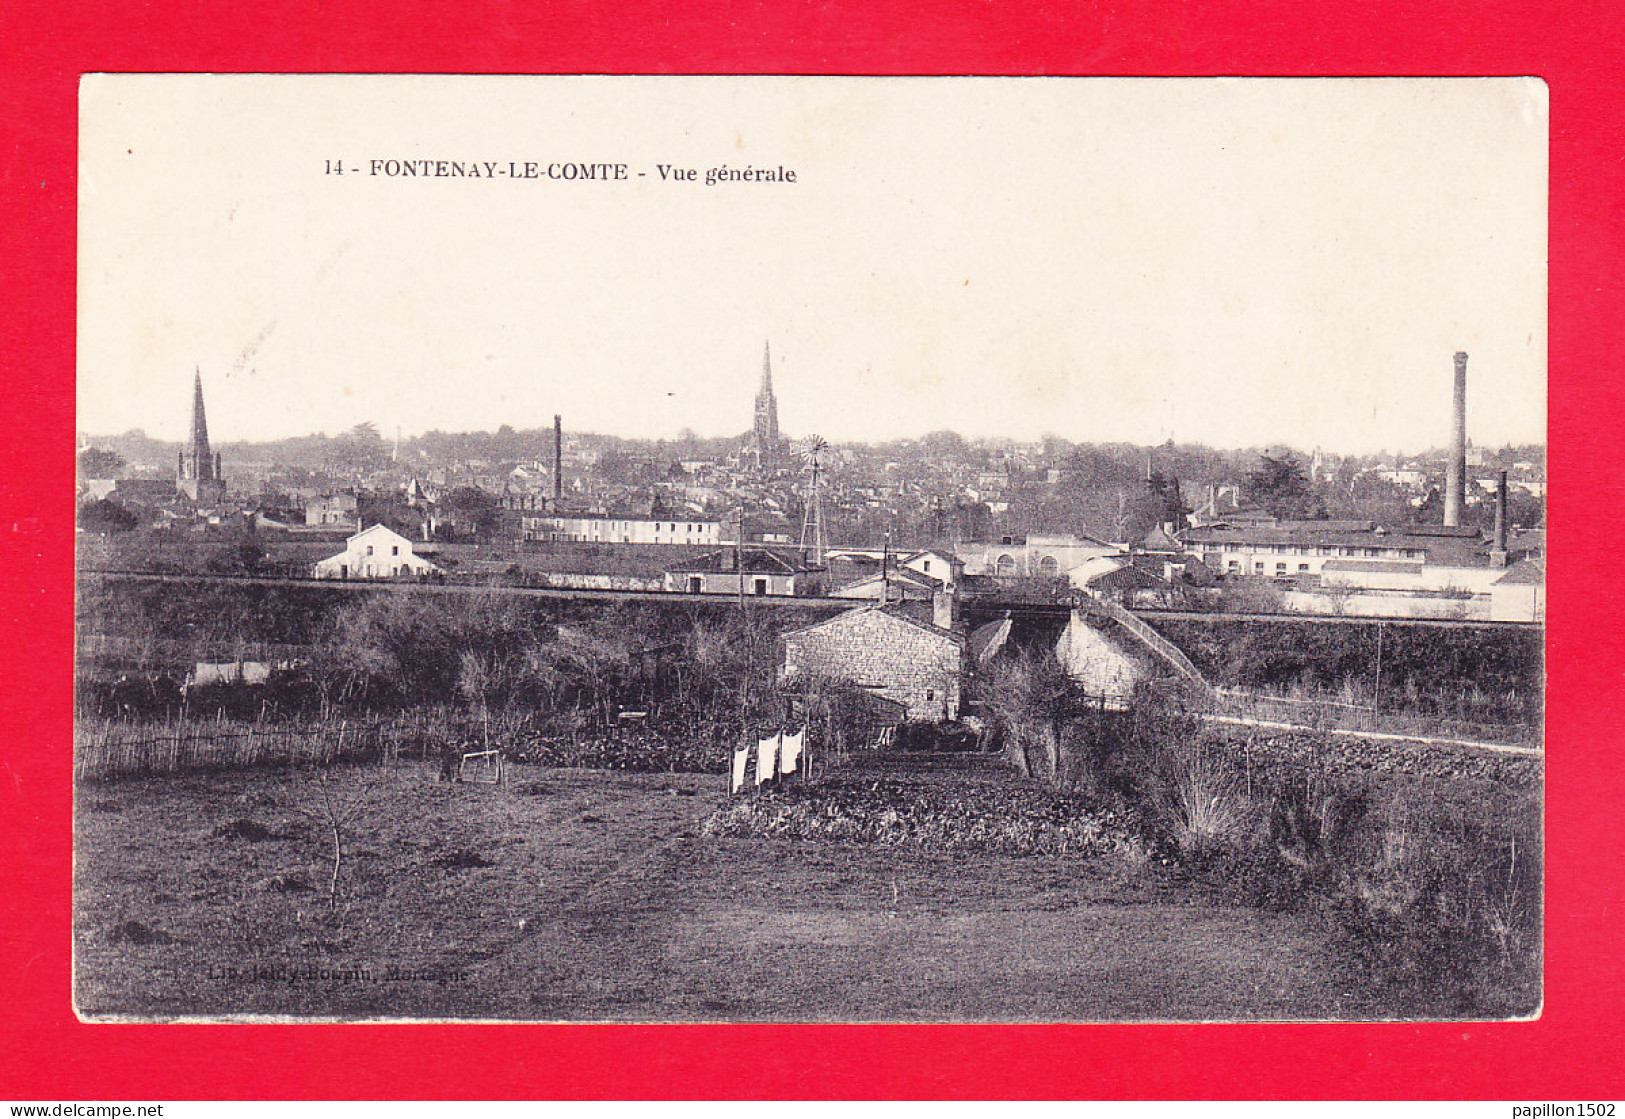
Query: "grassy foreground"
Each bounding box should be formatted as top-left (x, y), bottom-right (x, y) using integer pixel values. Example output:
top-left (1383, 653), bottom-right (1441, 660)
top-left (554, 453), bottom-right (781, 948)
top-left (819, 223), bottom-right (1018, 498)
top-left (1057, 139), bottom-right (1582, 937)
top-left (74, 754), bottom-right (1421, 1022)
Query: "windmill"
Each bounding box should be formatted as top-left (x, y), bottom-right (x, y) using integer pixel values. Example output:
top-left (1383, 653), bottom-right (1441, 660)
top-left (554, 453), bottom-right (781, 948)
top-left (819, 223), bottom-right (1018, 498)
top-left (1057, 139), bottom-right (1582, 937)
top-left (797, 434), bottom-right (829, 568)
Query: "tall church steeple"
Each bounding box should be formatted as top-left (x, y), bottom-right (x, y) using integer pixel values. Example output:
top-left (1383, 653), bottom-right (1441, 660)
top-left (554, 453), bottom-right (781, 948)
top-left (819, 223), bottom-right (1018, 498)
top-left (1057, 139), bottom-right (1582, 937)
top-left (189, 368), bottom-right (211, 454)
top-left (750, 340), bottom-right (781, 469)
top-left (177, 368), bottom-right (224, 502)
top-left (757, 337), bottom-right (783, 448)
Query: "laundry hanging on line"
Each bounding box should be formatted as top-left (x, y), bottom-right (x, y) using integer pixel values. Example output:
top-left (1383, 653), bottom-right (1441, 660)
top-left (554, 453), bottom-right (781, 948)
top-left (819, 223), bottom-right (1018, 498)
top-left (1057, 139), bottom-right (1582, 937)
top-left (756, 734), bottom-right (779, 786)
top-left (778, 730), bottom-right (803, 776)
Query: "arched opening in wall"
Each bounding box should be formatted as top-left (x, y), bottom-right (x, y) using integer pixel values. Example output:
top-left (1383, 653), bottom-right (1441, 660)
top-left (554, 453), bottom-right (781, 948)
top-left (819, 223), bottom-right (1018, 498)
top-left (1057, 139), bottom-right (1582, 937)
top-left (1038, 555), bottom-right (1060, 576)
top-left (995, 554), bottom-right (1017, 577)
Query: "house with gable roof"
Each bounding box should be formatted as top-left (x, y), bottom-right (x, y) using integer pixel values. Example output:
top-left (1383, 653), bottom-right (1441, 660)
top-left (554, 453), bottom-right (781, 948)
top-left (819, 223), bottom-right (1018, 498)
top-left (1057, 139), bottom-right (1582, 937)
top-left (663, 546), bottom-right (817, 596)
top-left (312, 524), bottom-right (442, 580)
top-left (781, 605), bottom-right (965, 721)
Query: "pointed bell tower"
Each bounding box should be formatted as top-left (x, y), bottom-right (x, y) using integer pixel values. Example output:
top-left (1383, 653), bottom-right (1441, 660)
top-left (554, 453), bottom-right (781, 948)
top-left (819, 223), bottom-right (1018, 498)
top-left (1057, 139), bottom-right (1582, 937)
top-left (177, 368), bottom-right (225, 503)
top-left (748, 340), bottom-right (782, 472)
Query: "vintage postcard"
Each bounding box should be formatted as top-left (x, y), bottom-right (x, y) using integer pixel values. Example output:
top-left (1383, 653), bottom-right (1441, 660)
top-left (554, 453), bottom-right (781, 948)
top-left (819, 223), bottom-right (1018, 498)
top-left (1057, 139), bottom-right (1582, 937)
top-left (73, 75), bottom-right (1545, 1022)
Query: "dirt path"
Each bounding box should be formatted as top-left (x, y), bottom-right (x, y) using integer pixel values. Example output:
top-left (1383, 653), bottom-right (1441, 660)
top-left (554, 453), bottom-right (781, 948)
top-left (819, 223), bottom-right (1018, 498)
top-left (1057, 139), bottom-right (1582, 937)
top-left (75, 761), bottom-right (1396, 1021)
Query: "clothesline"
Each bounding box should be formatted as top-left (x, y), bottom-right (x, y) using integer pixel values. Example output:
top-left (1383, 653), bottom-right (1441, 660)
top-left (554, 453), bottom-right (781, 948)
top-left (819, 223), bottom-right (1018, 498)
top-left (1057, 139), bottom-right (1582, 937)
top-left (731, 728), bottom-right (809, 793)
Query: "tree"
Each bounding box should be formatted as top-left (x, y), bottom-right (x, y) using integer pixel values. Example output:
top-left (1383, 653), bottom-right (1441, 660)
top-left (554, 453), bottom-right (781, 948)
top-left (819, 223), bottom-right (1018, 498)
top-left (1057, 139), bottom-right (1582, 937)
top-left (206, 540), bottom-right (266, 574)
top-left (77, 498), bottom-right (138, 534)
top-left (437, 486), bottom-right (503, 541)
top-left (77, 447), bottom-right (125, 479)
top-left (1146, 471), bottom-right (1190, 529)
top-left (328, 422), bottom-right (389, 473)
top-left (288, 766), bottom-right (376, 915)
top-left (974, 647), bottom-right (1073, 782)
top-left (1245, 453), bottom-right (1324, 520)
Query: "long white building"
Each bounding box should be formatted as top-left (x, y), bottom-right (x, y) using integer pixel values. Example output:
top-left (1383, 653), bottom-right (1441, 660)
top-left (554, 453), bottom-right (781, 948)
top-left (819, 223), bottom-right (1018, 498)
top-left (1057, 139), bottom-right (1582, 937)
top-left (521, 513), bottom-right (722, 546)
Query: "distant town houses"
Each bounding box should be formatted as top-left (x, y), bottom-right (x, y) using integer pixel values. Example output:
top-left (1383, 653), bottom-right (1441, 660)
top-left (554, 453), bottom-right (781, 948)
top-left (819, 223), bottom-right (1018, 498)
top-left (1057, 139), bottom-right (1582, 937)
top-left (79, 351), bottom-right (1545, 625)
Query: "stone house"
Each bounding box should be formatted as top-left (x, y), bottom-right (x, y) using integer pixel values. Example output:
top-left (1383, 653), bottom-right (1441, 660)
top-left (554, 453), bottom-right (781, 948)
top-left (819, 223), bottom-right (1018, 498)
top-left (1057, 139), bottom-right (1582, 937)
top-left (664, 547), bottom-right (813, 596)
top-left (304, 491), bottom-right (359, 528)
top-left (781, 606), bottom-right (965, 721)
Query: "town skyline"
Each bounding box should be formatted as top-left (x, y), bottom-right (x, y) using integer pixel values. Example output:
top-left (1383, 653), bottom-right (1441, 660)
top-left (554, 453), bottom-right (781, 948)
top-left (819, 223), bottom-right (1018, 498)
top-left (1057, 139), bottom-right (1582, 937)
top-left (79, 75), bottom-right (1546, 455)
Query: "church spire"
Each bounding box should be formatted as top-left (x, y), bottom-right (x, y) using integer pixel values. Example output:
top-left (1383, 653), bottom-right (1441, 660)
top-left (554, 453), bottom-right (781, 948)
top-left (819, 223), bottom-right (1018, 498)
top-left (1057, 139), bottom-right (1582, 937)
top-left (189, 367), bottom-right (211, 454)
top-left (177, 368), bottom-right (222, 500)
top-left (749, 340), bottom-right (781, 472)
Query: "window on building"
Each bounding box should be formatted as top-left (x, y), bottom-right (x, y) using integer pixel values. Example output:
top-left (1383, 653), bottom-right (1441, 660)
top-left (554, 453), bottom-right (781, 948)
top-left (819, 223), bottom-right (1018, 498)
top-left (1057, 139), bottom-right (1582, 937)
top-left (1254, 561), bottom-right (1265, 574)
top-left (1276, 563), bottom-right (1288, 575)
top-left (754, 578), bottom-right (769, 596)
top-left (996, 554), bottom-right (1017, 576)
top-left (1038, 556), bottom-right (1060, 576)
top-left (366, 545), bottom-right (373, 556)
top-left (1299, 563), bottom-right (1310, 572)
top-left (1228, 560), bottom-right (1240, 572)
top-left (392, 545), bottom-right (399, 555)
top-left (688, 576), bottom-right (703, 593)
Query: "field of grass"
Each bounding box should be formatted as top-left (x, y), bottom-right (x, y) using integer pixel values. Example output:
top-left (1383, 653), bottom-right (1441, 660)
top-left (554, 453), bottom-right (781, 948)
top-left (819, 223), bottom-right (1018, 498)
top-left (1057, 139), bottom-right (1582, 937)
top-left (74, 753), bottom-right (1420, 1022)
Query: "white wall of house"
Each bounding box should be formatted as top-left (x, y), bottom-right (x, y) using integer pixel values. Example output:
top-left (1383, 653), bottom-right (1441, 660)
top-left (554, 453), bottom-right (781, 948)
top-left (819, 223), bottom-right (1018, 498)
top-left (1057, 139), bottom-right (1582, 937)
top-left (900, 551), bottom-right (957, 587)
top-left (524, 515), bottom-right (722, 546)
top-left (1196, 543), bottom-right (1430, 578)
top-left (663, 570), bottom-right (798, 596)
top-left (1278, 589), bottom-right (1490, 620)
top-left (1489, 581), bottom-right (1544, 623)
top-left (1320, 562), bottom-right (1509, 595)
top-left (313, 525), bottom-right (441, 579)
top-left (304, 493), bottom-right (358, 527)
top-left (959, 537), bottom-right (1118, 578)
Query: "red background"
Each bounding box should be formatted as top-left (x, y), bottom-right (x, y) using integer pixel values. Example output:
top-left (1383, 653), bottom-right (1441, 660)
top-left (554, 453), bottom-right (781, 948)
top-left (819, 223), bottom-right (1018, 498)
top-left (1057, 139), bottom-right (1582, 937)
top-left (2, 0), bottom-right (1620, 1099)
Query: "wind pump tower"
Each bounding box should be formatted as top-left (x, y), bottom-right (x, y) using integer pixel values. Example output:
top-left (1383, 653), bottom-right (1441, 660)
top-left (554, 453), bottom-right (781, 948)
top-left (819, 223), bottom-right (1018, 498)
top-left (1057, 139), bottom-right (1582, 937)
top-left (798, 434), bottom-right (829, 568)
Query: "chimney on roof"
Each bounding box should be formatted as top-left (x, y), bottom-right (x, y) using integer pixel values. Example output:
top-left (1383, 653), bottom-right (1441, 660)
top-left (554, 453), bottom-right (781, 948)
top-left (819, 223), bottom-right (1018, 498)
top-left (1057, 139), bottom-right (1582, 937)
top-left (553, 414), bottom-right (563, 501)
top-left (1444, 351), bottom-right (1469, 527)
top-left (1491, 469), bottom-right (1510, 567)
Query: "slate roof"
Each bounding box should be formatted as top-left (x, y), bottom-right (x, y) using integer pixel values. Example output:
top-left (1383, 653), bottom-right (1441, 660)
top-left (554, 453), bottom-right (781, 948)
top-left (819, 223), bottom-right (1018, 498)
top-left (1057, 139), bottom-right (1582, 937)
top-left (783, 604), bottom-right (963, 645)
top-left (666, 546), bottom-right (810, 575)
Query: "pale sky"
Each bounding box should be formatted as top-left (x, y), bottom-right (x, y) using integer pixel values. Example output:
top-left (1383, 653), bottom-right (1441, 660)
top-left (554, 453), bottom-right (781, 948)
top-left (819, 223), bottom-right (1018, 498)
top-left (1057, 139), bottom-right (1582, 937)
top-left (78, 75), bottom-right (1547, 455)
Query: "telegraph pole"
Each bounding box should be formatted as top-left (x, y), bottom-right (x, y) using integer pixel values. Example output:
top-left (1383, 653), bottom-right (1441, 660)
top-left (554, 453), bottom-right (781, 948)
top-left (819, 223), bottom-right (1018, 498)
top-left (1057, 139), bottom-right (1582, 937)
top-left (735, 506), bottom-right (747, 615)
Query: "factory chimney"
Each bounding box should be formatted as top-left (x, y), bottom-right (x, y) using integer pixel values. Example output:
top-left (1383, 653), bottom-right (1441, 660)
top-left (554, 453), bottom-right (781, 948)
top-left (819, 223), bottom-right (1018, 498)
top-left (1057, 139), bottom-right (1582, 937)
top-left (1491, 470), bottom-right (1510, 567)
top-left (553, 414), bottom-right (564, 501)
top-left (1443, 351), bottom-right (1469, 527)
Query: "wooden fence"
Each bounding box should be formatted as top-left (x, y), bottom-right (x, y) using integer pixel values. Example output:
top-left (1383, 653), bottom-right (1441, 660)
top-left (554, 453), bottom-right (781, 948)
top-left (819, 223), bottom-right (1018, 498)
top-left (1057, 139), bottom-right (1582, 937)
top-left (1141, 677), bottom-right (1539, 750)
top-left (73, 715), bottom-right (389, 779)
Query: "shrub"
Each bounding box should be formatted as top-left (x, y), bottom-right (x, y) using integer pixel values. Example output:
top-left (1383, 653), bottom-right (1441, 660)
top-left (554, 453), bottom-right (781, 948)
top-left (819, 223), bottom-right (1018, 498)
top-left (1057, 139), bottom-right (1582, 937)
top-left (1163, 745), bottom-right (1252, 861)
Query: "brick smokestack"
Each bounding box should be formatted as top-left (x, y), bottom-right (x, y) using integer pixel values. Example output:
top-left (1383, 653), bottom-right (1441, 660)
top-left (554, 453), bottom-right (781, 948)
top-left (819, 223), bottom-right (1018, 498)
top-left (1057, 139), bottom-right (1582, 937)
top-left (1444, 351), bottom-right (1468, 526)
top-left (1491, 469), bottom-right (1510, 566)
top-left (553, 414), bottom-right (563, 501)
